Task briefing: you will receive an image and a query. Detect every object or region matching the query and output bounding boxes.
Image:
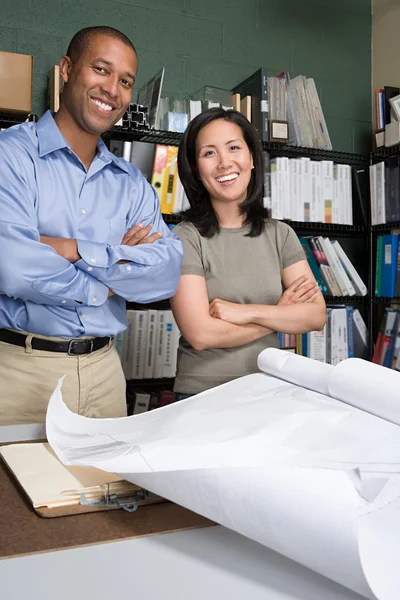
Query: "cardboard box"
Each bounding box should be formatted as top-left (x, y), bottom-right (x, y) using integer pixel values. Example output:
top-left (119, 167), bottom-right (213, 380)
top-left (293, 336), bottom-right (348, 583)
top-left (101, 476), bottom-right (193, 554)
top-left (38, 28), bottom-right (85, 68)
top-left (385, 121), bottom-right (400, 147)
top-left (0, 51), bottom-right (33, 115)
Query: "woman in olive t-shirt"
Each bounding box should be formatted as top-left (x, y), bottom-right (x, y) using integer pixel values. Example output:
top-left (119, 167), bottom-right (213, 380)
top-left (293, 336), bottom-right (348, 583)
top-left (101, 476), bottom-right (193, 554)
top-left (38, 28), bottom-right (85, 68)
top-left (170, 108), bottom-right (326, 398)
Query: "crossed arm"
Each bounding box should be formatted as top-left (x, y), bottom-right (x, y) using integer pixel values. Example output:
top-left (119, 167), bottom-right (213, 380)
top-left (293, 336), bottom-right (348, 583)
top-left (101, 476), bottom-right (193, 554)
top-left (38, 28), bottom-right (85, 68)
top-left (40, 223), bottom-right (162, 297)
top-left (0, 143), bottom-right (182, 307)
top-left (170, 260), bottom-right (326, 351)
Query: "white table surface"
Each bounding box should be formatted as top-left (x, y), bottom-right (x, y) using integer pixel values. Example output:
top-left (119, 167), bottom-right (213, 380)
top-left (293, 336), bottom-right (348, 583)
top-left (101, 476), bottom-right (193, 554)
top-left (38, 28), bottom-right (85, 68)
top-left (0, 424), bottom-right (366, 600)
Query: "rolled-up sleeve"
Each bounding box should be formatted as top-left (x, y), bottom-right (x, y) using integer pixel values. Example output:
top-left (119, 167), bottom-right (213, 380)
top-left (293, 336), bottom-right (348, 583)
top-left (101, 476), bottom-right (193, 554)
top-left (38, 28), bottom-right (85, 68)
top-left (0, 142), bottom-right (109, 308)
top-left (75, 175), bottom-right (183, 303)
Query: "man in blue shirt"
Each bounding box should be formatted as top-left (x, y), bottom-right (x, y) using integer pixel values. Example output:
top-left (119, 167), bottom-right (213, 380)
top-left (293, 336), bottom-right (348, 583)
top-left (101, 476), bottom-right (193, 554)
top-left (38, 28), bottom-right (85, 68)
top-left (0, 26), bottom-right (183, 425)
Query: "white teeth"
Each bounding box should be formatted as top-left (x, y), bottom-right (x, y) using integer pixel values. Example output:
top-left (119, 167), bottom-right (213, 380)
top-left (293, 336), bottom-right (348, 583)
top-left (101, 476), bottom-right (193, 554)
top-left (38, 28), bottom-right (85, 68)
top-left (216, 173), bottom-right (238, 183)
top-left (92, 99), bottom-right (113, 111)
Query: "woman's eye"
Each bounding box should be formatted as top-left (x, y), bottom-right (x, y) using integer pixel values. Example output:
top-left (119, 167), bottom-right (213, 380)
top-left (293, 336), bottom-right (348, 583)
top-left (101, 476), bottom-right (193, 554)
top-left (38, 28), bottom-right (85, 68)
top-left (230, 145), bottom-right (240, 151)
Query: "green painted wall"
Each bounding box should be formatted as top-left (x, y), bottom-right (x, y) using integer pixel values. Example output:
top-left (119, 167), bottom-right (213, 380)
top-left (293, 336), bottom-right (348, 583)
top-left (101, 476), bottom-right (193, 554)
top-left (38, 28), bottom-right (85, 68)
top-left (0, 0), bottom-right (371, 152)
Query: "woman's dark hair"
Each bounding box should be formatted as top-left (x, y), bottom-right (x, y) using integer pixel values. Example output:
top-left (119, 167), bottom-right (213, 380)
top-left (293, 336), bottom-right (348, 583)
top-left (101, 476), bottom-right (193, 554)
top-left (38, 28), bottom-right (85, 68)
top-left (177, 107), bottom-right (268, 238)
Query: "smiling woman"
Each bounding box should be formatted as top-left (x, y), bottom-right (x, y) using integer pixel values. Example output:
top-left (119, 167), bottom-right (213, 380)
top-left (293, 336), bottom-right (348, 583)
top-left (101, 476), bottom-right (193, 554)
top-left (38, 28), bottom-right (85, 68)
top-left (170, 108), bottom-right (326, 397)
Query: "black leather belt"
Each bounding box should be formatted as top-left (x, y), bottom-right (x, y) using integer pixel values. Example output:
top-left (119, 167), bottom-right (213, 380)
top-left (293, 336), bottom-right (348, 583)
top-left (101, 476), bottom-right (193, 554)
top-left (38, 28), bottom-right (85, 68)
top-left (0, 329), bottom-right (111, 355)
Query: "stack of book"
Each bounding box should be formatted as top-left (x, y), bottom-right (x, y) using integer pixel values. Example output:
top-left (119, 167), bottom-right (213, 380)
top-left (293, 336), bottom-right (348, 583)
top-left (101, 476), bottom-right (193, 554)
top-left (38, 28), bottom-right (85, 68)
top-left (264, 155), bottom-right (353, 224)
top-left (369, 161), bottom-right (400, 224)
top-left (232, 68), bottom-right (331, 149)
top-left (372, 308), bottom-right (400, 369)
top-left (279, 306), bottom-right (368, 364)
top-left (375, 231), bottom-right (400, 297)
top-left (109, 140), bottom-right (189, 215)
top-left (115, 309), bottom-right (180, 381)
top-left (300, 236), bottom-right (367, 297)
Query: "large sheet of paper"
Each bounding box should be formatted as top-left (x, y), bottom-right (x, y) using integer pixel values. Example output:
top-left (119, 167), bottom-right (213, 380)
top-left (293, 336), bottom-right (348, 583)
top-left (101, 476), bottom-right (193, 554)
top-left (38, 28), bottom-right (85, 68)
top-left (46, 349), bottom-right (400, 600)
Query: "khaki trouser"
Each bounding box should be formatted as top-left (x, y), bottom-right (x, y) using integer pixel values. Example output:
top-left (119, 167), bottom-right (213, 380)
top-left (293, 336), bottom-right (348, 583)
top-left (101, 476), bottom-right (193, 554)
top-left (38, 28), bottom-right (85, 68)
top-left (0, 333), bottom-right (127, 425)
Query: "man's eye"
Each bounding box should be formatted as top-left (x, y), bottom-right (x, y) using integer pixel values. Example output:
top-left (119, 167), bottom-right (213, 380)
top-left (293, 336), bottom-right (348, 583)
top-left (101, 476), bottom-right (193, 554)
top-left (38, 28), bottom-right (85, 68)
top-left (121, 80), bottom-right (133, 88)
top-left (94, 66), bottom-right (106, 74)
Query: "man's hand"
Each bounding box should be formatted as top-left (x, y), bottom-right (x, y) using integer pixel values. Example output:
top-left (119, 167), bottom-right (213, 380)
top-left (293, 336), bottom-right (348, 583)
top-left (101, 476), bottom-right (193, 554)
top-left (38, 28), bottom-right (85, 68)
top-left (122, 223), bottom-right (162, 246)
top-left (278, 276), bottom-right (319, 306)
top-left (40, 236), bottom-right (80, 263)
top-left (209, 299), bottom-right (252, 325)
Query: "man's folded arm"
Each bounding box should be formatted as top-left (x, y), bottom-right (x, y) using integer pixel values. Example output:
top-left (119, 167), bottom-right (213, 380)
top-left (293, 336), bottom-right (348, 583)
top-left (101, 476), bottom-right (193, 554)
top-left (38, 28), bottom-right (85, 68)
top-left (74, 179), bottom-right (183, 303)
top-left (0, 144), bottom-right (109, 308)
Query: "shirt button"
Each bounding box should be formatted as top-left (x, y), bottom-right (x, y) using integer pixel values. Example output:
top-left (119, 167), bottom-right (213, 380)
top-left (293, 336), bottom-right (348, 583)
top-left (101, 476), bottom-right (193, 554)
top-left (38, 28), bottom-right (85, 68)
top-left (82, 314), bottom-right (86, 319)
top-left (81, 209), bottom-right (87, 215)
top-left (126, 265), bottom-right (132, 271)
top-left (90, 258), bottom-right (96, 263)
top-left (87, 266), bottom-right (93, 272)
top-left (61, 300), bottom-right (66, 304)
top-left (92, 297), bottom-right (97, 303)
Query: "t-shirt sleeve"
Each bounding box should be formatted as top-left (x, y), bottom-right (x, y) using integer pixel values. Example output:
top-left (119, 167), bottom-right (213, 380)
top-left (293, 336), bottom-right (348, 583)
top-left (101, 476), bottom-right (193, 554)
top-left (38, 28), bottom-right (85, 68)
top-left (278, 222), bottom-right (307, 269)
top-left (173, 223), bottom-right (205, 277)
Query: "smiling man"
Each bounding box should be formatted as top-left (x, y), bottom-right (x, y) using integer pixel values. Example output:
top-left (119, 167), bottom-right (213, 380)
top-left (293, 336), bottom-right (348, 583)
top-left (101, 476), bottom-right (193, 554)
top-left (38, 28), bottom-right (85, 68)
top-left (0, 26), bottom-right (183, 425)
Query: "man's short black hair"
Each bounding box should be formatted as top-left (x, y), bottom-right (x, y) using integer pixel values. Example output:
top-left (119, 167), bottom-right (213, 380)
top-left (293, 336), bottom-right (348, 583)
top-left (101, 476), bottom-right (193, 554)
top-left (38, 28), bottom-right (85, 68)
top-left (66, 26), bottom-right (137, 63)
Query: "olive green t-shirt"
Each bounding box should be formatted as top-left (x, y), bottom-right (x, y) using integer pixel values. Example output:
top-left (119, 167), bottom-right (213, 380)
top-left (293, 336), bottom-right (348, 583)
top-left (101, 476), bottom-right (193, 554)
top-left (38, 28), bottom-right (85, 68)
top-left (173, 219), bottom-right (305, 394)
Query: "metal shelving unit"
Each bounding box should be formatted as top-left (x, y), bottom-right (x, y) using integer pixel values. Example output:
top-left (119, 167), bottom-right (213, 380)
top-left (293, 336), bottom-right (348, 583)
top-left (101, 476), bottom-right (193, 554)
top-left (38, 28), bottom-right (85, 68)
top-left (1, 116), bottom-right (375, 381)
top-left (104, 126), bottom-right (182, 146)
top-left (104, 125), bottom-right (370, 168)
top-left (373, 297), bottom-right (400, 304)
top-left (262, 142), bottom-right (368, 167)
top-left (109, 126), bottom-right (372, 367)
top-left (371, 144), bottom-right (400, 160)
top-left (163, 214), bottom-right (366, 237)
top-left (0, 112), bottom-right (37, 129)
top-left (372, 222), bottom-right (400, 233)
top-left (289, 222), bottom-right (366, 238)
top-left (325, 296), bottom-right (368, 305)
top-left (368, 146), bottom-right (400, 356)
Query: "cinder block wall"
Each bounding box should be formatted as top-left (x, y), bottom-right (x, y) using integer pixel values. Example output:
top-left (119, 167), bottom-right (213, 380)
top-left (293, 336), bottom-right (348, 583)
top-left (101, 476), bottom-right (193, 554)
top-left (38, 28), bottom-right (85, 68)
top-left (0, 0), bottom-right (371, 152)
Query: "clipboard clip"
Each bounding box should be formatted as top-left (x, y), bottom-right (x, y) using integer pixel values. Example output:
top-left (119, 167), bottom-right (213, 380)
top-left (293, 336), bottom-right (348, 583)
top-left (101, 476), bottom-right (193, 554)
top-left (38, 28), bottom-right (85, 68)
top-left (79, 485), bottom-right (157, 513)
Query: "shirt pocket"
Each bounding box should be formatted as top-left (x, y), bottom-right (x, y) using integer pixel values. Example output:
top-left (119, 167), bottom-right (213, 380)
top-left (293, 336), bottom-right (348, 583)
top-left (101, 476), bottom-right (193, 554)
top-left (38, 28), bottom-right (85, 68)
top-left (108, 218), bottom-right (127, 246)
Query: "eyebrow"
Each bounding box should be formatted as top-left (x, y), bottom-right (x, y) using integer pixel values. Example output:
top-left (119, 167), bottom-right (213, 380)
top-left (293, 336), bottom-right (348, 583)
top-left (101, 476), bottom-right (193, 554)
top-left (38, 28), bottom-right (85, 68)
top-left (93, 57), bottom-right (136, 82)
top-left (199, 138), bottom-right (241, 150)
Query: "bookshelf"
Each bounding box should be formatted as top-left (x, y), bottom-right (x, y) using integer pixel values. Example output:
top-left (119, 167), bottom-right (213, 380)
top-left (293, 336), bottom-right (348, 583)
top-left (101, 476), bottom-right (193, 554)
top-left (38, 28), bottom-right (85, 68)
top-left (0, 112), bottom-right (37, 129)
top-left (0, 116), bottom-right (374, 388)
top-left (105, 125), bottom-right (368, 167)
top-left (369, 146), bottom-right (400, 357)
top-left (112, 125), bottom-right (372, 376)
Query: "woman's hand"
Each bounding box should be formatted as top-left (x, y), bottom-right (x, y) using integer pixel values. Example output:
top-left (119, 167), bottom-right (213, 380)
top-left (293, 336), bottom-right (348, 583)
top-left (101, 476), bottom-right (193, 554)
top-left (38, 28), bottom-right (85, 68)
top-left (278, 275), bottom-right (319, 306)
top-left (209, 277), bottom-right (320, 327)
top-left (209, 299), bottom-right (252, 325)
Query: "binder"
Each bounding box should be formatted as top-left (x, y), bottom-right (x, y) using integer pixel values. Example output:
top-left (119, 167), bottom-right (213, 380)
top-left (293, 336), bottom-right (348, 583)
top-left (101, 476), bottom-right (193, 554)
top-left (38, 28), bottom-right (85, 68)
top-left (381, 234), bottom-right (399, 298)
top-left (0, 442), bottom-right (163, 518)
top-left (232, 68), bottom-right (269, 141)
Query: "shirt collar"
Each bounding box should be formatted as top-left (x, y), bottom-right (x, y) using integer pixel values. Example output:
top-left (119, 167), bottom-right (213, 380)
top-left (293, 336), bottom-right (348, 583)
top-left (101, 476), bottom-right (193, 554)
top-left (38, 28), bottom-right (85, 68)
top-left (36, 111), bottom-right (69, 157)
top-left (97, 137), bottom-right (130, 174)
top-left (36, 110), bottom-right (130, 175)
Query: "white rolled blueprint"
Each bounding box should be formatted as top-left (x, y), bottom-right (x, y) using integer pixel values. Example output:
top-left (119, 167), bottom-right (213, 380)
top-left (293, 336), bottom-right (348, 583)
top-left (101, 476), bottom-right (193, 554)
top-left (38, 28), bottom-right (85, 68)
top-left (46, 348), bottom-right (400, 600)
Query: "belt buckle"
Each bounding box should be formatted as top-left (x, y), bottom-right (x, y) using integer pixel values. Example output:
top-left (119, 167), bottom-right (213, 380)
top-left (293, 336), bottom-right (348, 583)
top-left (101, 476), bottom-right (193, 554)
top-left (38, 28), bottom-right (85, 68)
top-left (67, 339), bottom-right (94, 355)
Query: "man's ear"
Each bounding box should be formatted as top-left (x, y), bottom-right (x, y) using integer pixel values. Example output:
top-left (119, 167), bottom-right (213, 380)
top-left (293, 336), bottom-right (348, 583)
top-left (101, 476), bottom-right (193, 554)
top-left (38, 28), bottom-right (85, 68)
top-left (59, 56), bottom-right (73, 84)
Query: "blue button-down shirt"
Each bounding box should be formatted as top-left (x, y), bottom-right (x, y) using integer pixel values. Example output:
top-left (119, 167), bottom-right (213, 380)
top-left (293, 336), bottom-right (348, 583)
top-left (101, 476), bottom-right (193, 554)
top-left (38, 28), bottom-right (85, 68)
top-left (0, 111), bottom-right (183, 338)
